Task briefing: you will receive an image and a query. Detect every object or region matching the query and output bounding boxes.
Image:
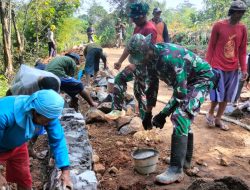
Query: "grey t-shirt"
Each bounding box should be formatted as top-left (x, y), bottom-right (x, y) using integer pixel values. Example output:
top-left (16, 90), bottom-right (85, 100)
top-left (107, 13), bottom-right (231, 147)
top-left (10, 64), bottom-right (60, 95)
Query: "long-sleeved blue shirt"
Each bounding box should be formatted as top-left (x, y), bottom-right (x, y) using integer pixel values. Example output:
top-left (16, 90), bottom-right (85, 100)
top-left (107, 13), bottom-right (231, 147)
top-left (0, 96), bottom-right (70, 168)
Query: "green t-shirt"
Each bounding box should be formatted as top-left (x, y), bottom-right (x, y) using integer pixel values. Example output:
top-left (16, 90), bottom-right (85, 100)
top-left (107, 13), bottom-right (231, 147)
top-left (84, 43), bottom-right (102, 56)
top-left (46, 56), bottom-right (76, 78)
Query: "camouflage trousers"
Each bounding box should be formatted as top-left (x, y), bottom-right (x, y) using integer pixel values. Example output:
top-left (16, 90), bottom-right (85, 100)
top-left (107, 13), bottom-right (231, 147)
top-left (113, 64), bottom-right (147, 117)
top-left (171, 81), bottom-right (212, 136)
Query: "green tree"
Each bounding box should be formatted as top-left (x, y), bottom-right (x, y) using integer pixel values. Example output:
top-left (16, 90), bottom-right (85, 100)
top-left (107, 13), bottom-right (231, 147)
top-left (87, 1), bottom-right (108, 24)
top-left (56, 17), bottom-right (88, 51)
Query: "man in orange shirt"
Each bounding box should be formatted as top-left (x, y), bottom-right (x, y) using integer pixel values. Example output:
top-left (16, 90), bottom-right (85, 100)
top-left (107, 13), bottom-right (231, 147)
top-left (205, 0), bottom-right (248, 131)
top-left (150, 7), bottom-right (169, 43)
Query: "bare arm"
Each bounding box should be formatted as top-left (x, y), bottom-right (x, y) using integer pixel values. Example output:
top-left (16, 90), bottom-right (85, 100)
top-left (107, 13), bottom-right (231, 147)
top-left (114, 48), bottom-right (129, 70)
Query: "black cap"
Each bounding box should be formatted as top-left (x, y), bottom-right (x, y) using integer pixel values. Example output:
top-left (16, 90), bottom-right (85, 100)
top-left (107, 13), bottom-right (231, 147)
top-left (153, 7), bottom-right (162, 14)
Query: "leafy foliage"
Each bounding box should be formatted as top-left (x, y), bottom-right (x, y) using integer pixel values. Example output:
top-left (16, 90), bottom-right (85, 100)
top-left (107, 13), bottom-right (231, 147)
top-left (0, 75), bottom-right (8, 97)
top-left (1, 0), bottom-right (250, 75)
top-left (56, 17), bottom-right (88, 51)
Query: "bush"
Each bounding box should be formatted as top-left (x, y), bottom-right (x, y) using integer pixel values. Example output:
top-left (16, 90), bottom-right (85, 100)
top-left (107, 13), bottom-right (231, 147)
top-left (95, 15), bottom-right (116, 47)
top-left (98, 26), bottom-right (116, 47)
top-left (0, 75), bottom-right (8, 97)
top-left (56, 18), bottom-right (88, 51)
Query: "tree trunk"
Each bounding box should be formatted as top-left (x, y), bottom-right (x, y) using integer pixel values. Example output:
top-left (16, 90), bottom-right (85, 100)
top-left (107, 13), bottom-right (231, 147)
top-left (0, 1), bottom-right (13, 78)
top-left (12, 10), bottom-right (25, 64)
top-left (35, 0), bottom-right (39, 52)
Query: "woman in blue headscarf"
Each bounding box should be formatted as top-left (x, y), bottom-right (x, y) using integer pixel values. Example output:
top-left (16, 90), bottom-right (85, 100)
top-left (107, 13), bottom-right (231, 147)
top-left (0, 90), bottom-right (72, 190)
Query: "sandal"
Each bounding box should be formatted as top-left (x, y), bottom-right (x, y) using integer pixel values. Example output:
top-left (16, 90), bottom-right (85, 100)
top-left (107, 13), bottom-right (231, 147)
top-left (215, 119), bottom-right (229, 131)
top-left (205, 113), bottom-right (215, 127)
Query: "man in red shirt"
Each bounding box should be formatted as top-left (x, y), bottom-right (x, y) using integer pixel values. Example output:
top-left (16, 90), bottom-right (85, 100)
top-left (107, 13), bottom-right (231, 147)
top-left (106, 2), bottom-right (157, 119)
top-left (205, 0), bottom-right (248, 131)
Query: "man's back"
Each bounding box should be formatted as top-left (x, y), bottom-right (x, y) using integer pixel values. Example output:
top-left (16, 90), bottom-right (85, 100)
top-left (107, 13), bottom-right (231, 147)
top-left (10, 65), bottom-right (60, 95)
top-left (46, 56), bottom-right (76, 78)
top-left (84, 43), bottom-right (102, 56)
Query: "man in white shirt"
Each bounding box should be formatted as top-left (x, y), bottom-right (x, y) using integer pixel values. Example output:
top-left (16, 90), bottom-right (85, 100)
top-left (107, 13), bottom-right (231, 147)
top-left (47, 27), bottom-right (56, 58)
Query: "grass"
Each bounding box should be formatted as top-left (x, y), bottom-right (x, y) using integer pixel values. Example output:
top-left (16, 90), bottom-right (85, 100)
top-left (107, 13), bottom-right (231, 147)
top-left (0, 75), bottom-right (8, 97)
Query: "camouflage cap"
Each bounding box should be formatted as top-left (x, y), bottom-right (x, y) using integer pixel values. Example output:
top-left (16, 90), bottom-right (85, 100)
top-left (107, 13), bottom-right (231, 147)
top-left (229, 0), bottom-right (247, 11)
top-left (129, 2), bottom-right (149, 19)
top-left (127, 34), bottom-right (152, 65)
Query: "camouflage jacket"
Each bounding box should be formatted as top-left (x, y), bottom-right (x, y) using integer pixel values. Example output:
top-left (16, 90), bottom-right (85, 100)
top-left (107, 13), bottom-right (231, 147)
top-left (145, 43), bottom-right (214, 115)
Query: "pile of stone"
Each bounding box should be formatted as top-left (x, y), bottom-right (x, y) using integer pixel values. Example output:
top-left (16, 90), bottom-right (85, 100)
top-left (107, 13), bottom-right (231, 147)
top-left (224, 101), bottom-right (250, 118)
top-left (45, 108), bottom-right (98, 190)
top-left (83, 69), bottom-right (169, 143)
top-left (224, 88), bottom-right (250, 118)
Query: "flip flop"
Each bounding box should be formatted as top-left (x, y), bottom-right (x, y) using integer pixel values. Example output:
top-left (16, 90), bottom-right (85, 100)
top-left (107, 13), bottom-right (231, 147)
top-left (215, 120), bottom-right (229, 131)
top-left (205, 113), bottom-right (215, 127)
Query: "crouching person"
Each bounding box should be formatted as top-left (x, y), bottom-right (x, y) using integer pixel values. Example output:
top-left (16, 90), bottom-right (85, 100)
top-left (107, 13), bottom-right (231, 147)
top-left (46, 52), bottom-right (98, 111)
top-left (127, 34), bottom-right (214, 184)
top-left (0, 90), bottom-right (72, 189)
top-left (6, 64), bottom-right (61, 158)
top-left (83, 43), bottom-right (107, 86)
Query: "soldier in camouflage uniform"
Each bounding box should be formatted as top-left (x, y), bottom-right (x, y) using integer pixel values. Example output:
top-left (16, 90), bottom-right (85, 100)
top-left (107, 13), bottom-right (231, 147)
top-left (106, 2), bottom-right (157, 120)
top-left (127, 34), bottom-right (214, 185)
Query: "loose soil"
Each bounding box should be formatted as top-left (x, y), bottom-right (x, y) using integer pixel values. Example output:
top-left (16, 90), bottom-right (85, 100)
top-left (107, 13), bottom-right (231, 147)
top-left (84, 48), bottom-right (250, 190)
top-left (1, 47), bottom-right (249, 190)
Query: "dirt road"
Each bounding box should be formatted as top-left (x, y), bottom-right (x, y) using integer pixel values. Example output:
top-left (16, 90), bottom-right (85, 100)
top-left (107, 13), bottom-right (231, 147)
top-left (87, 47), bottom-right (250, 189)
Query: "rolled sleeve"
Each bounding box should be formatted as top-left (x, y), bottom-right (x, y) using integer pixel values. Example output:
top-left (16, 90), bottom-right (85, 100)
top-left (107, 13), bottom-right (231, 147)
top-left (46, 119), bottom-right (70, 168)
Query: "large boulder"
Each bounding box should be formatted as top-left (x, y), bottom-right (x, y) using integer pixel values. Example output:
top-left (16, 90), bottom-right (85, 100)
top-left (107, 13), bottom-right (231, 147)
top-left (118, 117), bottom-right (143, 135)
top-left (97, 102), bottom-right (112, 114)
top-left (86, 108), bottom-right (107, 124)
top-left (116, 116), bottom-right (132, 129)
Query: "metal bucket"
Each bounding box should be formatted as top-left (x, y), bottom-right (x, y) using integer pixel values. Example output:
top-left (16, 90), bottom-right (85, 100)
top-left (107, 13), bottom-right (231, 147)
top-left (131, 148), bottom-right (159, 175)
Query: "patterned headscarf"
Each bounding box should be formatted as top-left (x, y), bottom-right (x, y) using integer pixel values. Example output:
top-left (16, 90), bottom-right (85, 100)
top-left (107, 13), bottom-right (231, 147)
top-left (127, 33), bottom-right (152, 65)
top-left (14, 89), bottom-right (64, 139)
top-left (129, 2), bottom-right (149, 19)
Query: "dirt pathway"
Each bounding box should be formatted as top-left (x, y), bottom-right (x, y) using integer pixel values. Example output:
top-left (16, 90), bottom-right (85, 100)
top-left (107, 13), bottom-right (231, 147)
top-left (85, 47), bottom-right (250, 189)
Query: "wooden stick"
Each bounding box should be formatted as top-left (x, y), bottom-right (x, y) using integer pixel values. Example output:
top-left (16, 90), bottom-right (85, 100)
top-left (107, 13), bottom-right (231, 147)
top-left (199, 110), bottom-right (250, 132)
top-left (132, 88), bottom-right (250, 132)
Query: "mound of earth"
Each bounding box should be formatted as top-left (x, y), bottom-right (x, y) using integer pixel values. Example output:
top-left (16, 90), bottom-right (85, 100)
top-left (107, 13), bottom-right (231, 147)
top-left (187, 176), bottom-right (249, 190)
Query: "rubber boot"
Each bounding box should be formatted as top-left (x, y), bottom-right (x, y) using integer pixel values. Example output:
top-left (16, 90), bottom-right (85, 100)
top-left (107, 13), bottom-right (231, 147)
top-left (184, 132), bottom-right (193, 169)
top-left (155, 133), bottom-right (188, 184)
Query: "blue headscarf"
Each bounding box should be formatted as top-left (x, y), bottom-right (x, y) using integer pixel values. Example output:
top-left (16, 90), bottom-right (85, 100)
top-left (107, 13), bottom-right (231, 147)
top-left (14, 90), bottom-right (64, 139)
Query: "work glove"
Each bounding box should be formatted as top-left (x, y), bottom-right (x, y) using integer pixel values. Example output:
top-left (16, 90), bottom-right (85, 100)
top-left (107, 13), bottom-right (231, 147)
top-left (152, 112), bottom-right (168, 129)
top-left (142, 112), bottom-right (153, 130)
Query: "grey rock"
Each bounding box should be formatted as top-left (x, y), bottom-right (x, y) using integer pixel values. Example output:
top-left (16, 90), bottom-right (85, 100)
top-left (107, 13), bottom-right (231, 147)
top-left (86, 108), bottom-right (107, 124)
top-left (45, 108), bottom-right (97, 190)
top-left (97, 102), bottom-right (112, 114)
top-left (97, 91), bottom-right (109, 102)
top-left (116, 116), bottom-right (132, 129)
